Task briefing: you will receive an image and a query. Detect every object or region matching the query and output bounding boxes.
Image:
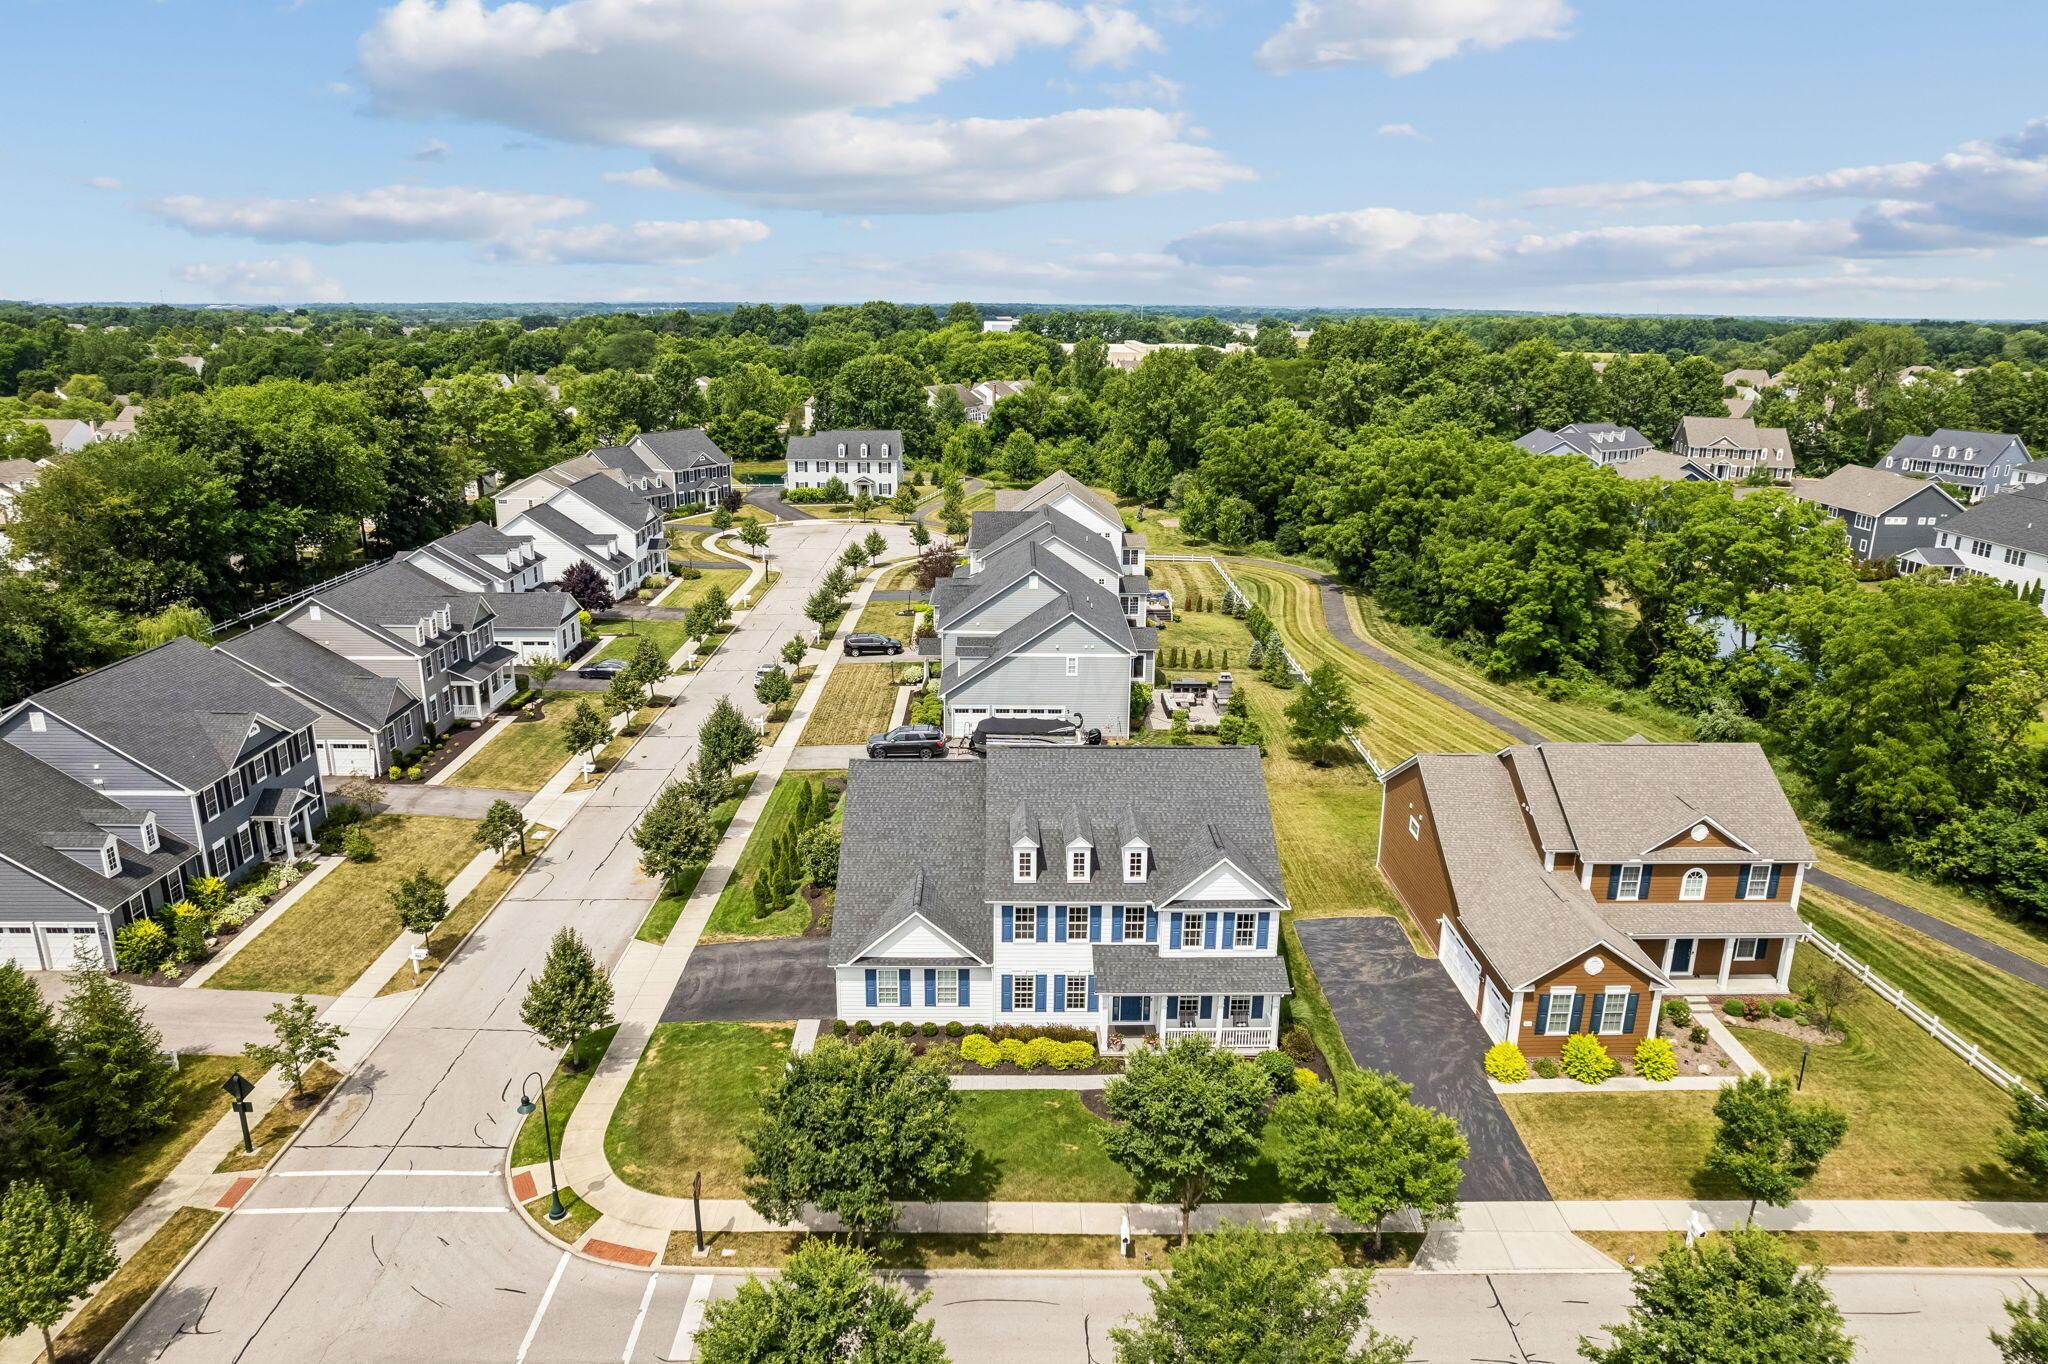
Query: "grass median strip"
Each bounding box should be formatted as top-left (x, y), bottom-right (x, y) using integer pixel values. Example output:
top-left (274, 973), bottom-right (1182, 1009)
top-left (797, 664), bottom-right (901, 747)
top-left (51, 1207), bottom-right (221, 1364)
top-left (637, 778), bottom-right (754, 944)
top-left (524, 1189), bottom-right (602, 1244)
top-left (664, 1229), bottom-right (1420, 1270)
top-left (378, 842), bottom-right (538, 995)
top-left (217, 1062), bottom-right (344, 1172)
top-left (512, 1024), bottom-right (621, 1169)
top-left (1583, 1229), bottom-right (2048, 1270)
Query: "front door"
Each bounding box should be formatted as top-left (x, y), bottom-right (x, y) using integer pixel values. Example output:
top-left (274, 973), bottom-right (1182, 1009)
top-left (1669, 938), bottom-right (1696, 975)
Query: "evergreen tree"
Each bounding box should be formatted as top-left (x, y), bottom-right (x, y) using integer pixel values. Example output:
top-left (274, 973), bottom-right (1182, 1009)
top-left (519, 929), bottom-right (614, 1066)
top-left (54, 968), bottom-right (174, 1152)
top-left (0, 1088), bottom-right (89, 1200)
top-left (0, 962), bottom-right (64, 1102)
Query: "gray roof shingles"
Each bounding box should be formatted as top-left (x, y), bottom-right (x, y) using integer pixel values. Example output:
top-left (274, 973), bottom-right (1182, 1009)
top-left (219, 621), bottom-right (414, 732)
top-left (0, 743), bottom-right (196, 910)
top-left (1927, 488), bottom-right (2048, 557)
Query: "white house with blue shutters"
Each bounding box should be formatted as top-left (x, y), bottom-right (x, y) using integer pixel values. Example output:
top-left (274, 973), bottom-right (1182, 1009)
top-left (829, 747), bottom-right (1291, 1054)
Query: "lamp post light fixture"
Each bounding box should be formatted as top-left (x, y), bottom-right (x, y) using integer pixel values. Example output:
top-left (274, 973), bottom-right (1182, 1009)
top-left (517, 1071), bottom-right (568, 1222)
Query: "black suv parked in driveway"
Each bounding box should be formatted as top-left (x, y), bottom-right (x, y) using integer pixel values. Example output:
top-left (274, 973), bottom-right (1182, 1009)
top-left (843, 633), bottom-right (904, 657)
top-left (865, 725), bottom-right (948, 759)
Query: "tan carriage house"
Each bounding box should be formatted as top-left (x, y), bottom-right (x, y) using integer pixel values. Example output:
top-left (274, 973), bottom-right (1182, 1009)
top-left (1376, 739), bottom-right (1813, 1059)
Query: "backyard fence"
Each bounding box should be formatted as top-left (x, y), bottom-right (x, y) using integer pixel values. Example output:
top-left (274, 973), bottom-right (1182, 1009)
top-left (207, 557), bottom-right (389, 638)
top-left (1801, 923), bottom-right (2027, 1094)
top-left (1156, 554), bottom-right (1385, 779)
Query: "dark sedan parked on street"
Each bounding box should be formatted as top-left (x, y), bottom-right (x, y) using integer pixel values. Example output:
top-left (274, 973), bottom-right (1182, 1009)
top-left (865, 725), bottom-right (947, 760)
top-left (842, 633), bottom-right (904, 657)
top-left (578, 657), bottom-right (630, 681)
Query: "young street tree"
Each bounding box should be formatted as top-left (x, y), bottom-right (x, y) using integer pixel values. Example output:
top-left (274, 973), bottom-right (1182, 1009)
top-left (626, 635), bottom-right (669, 697)
top-left (1272, 1069), bottom-right (1467, 1250)
top-left (1100, 1036), bottom-right (1272, 1245)
top-left (863, 529), bottom-right (887, 561)
top-left (475, 797), bottom-right (528, 859)
top-left (632, 781), bottom-right (719, 886)
top-left (909, 520), bottom-right (931, 549)
top-left (55, 967), bottom-right (174, 1152)
top-left (520, 928), bottom-right (614, 1066)
top-left (603, 669), bottom-right (641, 722)
top-left (1110, 1222), bottom-right (1411, 1364)
top-left (0, 1181), bottom-right (118, 1364)
top-left (562, 699), bottom-right (609, 764)
top-left (738, 520), bottom-right (769, 560)
top-left (699, 696), bottom-right (759, 778)
top-left (524, 657), bottom-right (560, 712)
top-left (781, 635), bottom-right (807, 666)
top-left (245, 994), bottom-right (346, 1097)
top-left (804, 583), bottom-right (844, 639)
top-left (1704, 1074), bottom-right (1850, 1224)
top-left (1579, 1227), bottom-right (1852, 1364)
top-left (889, 485), bottom-right (919, 519)
top-left (1285, 662), bottom-right (1363, 764)
top-left (391, 870), bottom-right (449, 951)
top-left (742, 1035), bottom-right (968, 1238)
top-left (695, 1240), bottom-right (948, 1364)
top-left (1996, 1292), bottom-right (2048, 1363)
top-left (755, 664), bottom-right (792, 707)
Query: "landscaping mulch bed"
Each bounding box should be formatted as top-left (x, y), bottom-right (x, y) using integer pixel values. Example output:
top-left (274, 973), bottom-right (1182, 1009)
top-left (1729, 1013), bottom-right (1845, 1048)
top-left (800, 884), bottom-right (833, 937)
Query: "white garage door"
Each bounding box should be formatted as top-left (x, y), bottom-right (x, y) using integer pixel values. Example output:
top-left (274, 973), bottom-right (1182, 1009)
top-left (946, 706), bottom-right (987, 738)
top-left (324, 741), bottom-right (375, 776)
top-left (40, 925), bottom-right (102, 971)
top-left (0, 925), bottom-right (39, 970)
top-left (1481, 979), bottom-right (1511, 1043)
top-left (1438, 919), bottom-right (1482, 1010)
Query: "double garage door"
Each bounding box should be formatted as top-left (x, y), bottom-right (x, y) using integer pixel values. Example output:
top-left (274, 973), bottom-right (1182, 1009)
top-left (1439, 919), bottom-right (1512, 1043)
top-left (0, 923), bottom-right (105, 971)
top-left (945, 705), bottom-right (1068, 739)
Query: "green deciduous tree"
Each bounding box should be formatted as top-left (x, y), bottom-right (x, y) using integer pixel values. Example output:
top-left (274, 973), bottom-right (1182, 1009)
top-left (562, 700), bottom-right (609, 763)
top-left (2001, 1078), bottom-right (2048, 1185)
top-left (520, 928), bottom-right (614, 1065)
top-left (391, 870), bottom-right (449, 949)
top-left (805, 583), bottom-right (845, 636)
top-left (699, 696), bottom-right (759, 778)
top-left (245, 994), bottom-right (345, 1096)
top-left (755, 665), bottom-right (792, 706)
top-left (1704, 1074), bottom-right (1849, 1224)
top-left (633, 781), bottom-right (719, 885)
top-left (742, 1035), bottom-right (968, 1237)
top-left (1101, 1036), bottom-right (1271, 1245)
top-left (1996, 1292), bottom-right (2048, 1363)
top-left (1272, 1070), bottom-right (1466, 1249)
top-left (1284, 663), bottom-right (1362, 764)
top-left (738, 520), bottom-right (769, 559)
top-left (1579, 1228), bottom-right (1851, 1364)
top-left (0, 1181), bottom-right (118, 1364)
top-left (1110, 1221), bottom-right (1411, 1364)
top-left (475, 798), bottom-right (528, 859)
top-left (694, 1239), bottom-right (949, 1364)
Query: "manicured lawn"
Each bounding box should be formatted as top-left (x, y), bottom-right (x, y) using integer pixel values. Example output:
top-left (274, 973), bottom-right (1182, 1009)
top-left (651, 566), bottom-right (751, 614)
top-left (875, 560), bottom-right (930, 592)
top-left (588, 616), bottom-right (692, 666)
top-left (635, 778), bottom-right (752, 944)
top-left (218, 1061), bottom-right (344, 1171)
top-left (666, 1229), bottom-right (1420, 1270)
top-left (447, 696), bottom-right (583, 791)
top-left (204, 815), bottom-right (481, 995)
top-left (606, 1023), bottom-right (793, 1198)
top-left (1149, 560), bottom-right (1257, 669)
top-left (379, 841), bottom-right (539, 993)
top-left (1583, 1229), bottom-right (2048, 1270)
top-left (703, 772), bottom-right (841, 941)
top-left (854, 596), bottom-right (922, 644)
top-left (512, 1024), bottom-right (619, 1167)
top-left (51, 1207), bottom-right (221, 1364)
top-left (940, 1091), bottom-right (1134, 1200)
top-left (526, 1189), bottom-right (602, 1243)
top-left (1281, 920), bottom-right (1358, 1077)
top-left (1504, 956), bottom-right (2034, 1201)
top-left (797, 663), bottom-right (901, 746)
top-left (85, 1054), bottom-right (264, 1230)
top-left (1811, 831), bottom-right (2048, 971)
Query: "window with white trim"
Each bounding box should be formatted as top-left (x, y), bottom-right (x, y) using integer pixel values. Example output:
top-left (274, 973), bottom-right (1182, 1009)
top-left (1593, 989), bottom-right (1626, 1034)
top-left (235, 826), bottom-right (254, 862)
top-left (1125, 847), bottom-right (1146, 881)
top-left (1014, 847), bottom-right (1036, 881)
top-left (100, 845), bottom-right (119, 877)
top-left (1745, 864), bottom-right (1771, 900)
top-left (936, 971), bottom-right (959, 1005)
top-left (1176, 996), bottom-right (1199, 1027)
top-left (1227, 995), bottom-right (1252, 1027)
top-left (1013, 905), bottom-right (1037, 941)
top-left (202, 787), bottom-right (219, 821)
top-left (1068, 905), bottom-right (1090, 939)
top-left (1068, 847), bottom-right (1090, 881)
top-left (1543, 989), bottom-right (1575, 1033)
top-left (1615, 864), bottom-right (1642, 900)
top-left (875, 972), bottom-right (900, 1006)
top-left (1680, 868), bottom-right (1707, 901)
top-left (1065, 976), bottom-right (1088, 1010)
top-left (1012, 975), bottom-right (1036, 1011)
top-left (1065, 655), bottom-right (1078, 677)
top-left (1407, 815), bottom-right (1421, 840)
top-left (1234, 915), bottom-right (1256, 948)
top-left (1732, 937), bottom-right (1767, 961)
top-left (1123, 905), bottom-right (1147, 940)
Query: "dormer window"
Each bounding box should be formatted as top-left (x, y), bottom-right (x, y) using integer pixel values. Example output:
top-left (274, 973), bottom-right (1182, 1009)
top-left (1068, 844), bottom-right (1091, 881)
top-left (141, 814), bottom-right (158, 853)
top-left (1014, 845), bottom-right (1037, 882)
top-left (860, 443), bottom-right (869, 457)
top-left (100, 843), bottom-right (119, 877)
top-left (1125, 845), bottom-right (1148, 881)
top-left (836, 443), bottom-right (846, 456)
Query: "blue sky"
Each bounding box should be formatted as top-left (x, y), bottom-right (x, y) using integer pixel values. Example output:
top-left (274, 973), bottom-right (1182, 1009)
top-left (8, 0), bottom-right (2048, 316)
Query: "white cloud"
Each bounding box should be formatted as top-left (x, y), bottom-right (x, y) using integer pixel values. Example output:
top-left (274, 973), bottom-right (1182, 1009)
top-left (1100, 73), bottom-right (1183, 104)
top-left (1258, 0), bottom-right (1571, 75)
top-left (1074, 4), bottom-right (1163, 67)
top-left (357, 0), bottom-right (1240, 211)
top-left (326, 80), bottom-right (354, 95)
top-left (409, 138), bottom-right (452, 161)
top-left (181, 256), bottom-right (345, 303)
top-left (488, 218), bottom-right (771, 264)
top-left (84, 175), bottom-right (123, 191)
top-left (151, 184), bottom-right (588, 243)
top-left (603, 167), bottom-right (675, 189)
top-left (1375, 122), bottom-right (1422, 139)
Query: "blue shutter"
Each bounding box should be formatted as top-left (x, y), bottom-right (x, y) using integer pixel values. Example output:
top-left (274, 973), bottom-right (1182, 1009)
top-left (1169, 915), bottom-right (1182, 950)
top-left (1198, 995), bottom-right (1213, 1020)
top-left (1145, 908), bottom-right (1158, 942)
top-left (1256, 912), bottom-right (1270, 950)
top-left (1035, 974), bottom-right (1048, 1013)
top-left (864, 969), bottom-right (877, 1007)
top-left (1768, 865), bottom-right (1783, 896)
top-left (1735, 865), bottom-right (1751, 898)
top-left (1054, 908), bottom-right (1067, 943)
top-left (1203, 914), bottom-right (1217, 950)
top-left (958, 970), bottom-right (970, 1006)
top-left (1001, 907), bottom-right (1013, 943)
top-left (899, 969), bottom-right (911, 1005)
top-left (1052, 974), bottom-right (1066, 1012)
top-left (1640, 867), bottom-right (1654, 900)
top-left (1606, 866), bottom-right (1621, 899)
top-left (1568, 994), bottom-right (1585, 1033)
top-left (1165, 995), bottom-right (1179, 1020)
top-left (1623, 992), bottom-right (1639, 1034)
top-left (1250, 995), bottom-right (1264, 1020)
top-left (1532, 994), bottom-right (1548, 1035)
top-left (1087, 975), bottom-right (1097, 1011)
top-left (1221, 912), bottom-right (1234, 950)
top-left (1036, 905), bottom-right (1049, 942)
top-left (1001, 974), bottom-right (1013, 1011)
top-left (924, 969), bottom-right (936, 1007)
top-left (1110, 908), bottom-right (1124, 943)
top-left (1090, 905), bottom-right (1102, 941)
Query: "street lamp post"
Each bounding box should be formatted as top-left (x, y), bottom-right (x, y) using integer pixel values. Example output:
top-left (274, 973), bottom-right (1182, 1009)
top-left (516, 1071), bottom-right (568, 1222)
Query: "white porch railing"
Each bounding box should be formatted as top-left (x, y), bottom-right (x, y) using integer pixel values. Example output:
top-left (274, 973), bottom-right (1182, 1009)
top-left (1802, 923), bottom-right (2025, 1093)
top-left (1161, 1025), bottom-right (1275, 1051)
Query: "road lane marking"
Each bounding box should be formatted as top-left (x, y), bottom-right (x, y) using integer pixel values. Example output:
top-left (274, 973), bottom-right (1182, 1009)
top-left (516, 1252), bottom-right (570, 1364)
top-left (233, 1205), bottom-right (511, 1215)
top-left (670, 1275), bottom-right (712, 1361)
top-left (272, 1169), bottom-right (501, 1178)
top-left (621, 1274), bottom-right (658, 1363)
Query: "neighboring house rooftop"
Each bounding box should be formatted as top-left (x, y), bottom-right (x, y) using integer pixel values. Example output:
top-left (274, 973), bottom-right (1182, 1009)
top-left (990, 470), bottom-right (1124, 529)
top-left (561, 471), bottom-right (658, 528)
top-left (1878, 429), bottom-right (2029, 479)
top-left (1674, 416), bottom-right (1794, 461)
top-left (519, 503), bottom-right (632, 569)
top-left (1792, 464), bottom-right (1962, 519)
top-left (0, 743), bottom-right (196, 911)
top-left (481, 589), bottom-right (578, 630)
top-left (18, 636), bottom-right (316, 790)
top-left (218, 620), bottom-right (416, 732)
top-left (787, 429), bottom-right (903, 459)
top-left (0, 458), bottom-right (41, 486)
top-left (314, 561), bottom-right (492, 635)
top-left (627, 428), bottom-right (730, 471)
top-left (1610, 452), bottom-right (1711, 482)
top-left (1930, 487), bottom-right (2048, 557)
top-left (1512, 423), bottom-right (1654, 459)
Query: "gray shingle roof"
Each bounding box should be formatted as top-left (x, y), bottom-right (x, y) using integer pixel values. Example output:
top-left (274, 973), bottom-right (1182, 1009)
top-left (0, 743), bottom-right (196, 911)
top-left (990, 471), bottom-right (1124, 529)
top-left (1092, 944), bottom-right (1291, 995)
top-left (1792, 464), bottom-right (1960, 519)
top-left (1674, 416), bottom-right (1794, 467)
top-left (1927, 487), bottom-right (2048, 557)
top-left (562, 472), bottom-right (658, 529)
top-left (629, 428), bottom-right (730, 472)
top-left (787, 430), bottom-right (902, 460)
top-left (967, 507), bottom-right (1120, 572)
top-left (482, 589), bottom-right (578, 631)
top-left (219, 621), bottom-right (415, 731)
top-left (315, 561), bottom-right (491, 634)
top-left (833, 761), bottom-right (990, 962)
top-left (1514, 423), bottom-right (1654, 459)
top-left (519, 504), bottom-right (631, 568)
top-left (26, 636), bottom-right (315, 789)
top-left (1522, 740), bottom-right (1812, 865)
top-left (1611, 452), bottom-right (1712, 482)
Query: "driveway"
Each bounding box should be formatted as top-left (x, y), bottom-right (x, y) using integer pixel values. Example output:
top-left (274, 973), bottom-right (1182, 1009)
top-left (663, 937), bottom-right (834, 1022)
top-left (334, 781), bottom-right (527, 818)
top-left (1294, 917), bottom-right (1549, 1201)
top-left (31, 977), bottom-right (334, 1055)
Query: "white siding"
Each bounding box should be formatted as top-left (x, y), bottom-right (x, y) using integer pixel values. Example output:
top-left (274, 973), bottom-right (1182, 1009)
top-left (834, 966), bottom-right (992, 1026)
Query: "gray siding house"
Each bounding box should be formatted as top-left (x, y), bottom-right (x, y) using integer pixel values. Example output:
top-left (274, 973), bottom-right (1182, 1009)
top-left (1791, 465), bottom-right (1963, 561)
top-left (0, 636), bottom-right (325, 893)
top-left (218, 621), bottom-right (428, 777)
top-left (482, 590), bottom-right (584, 664)
top-left (404, 522), bottom-right (547, 594)
top-left (590, 429), bottom-right (733, 511)
top-left (1877, 428), bottom-right (2031, 503)
top-left (1514, 423), bottom-right (1657, 469)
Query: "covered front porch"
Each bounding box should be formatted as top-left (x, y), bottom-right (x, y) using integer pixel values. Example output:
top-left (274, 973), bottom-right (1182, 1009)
top-left (249, 786), bottom-right (320, 864)
top-left (1644, 932), bottom-right (1799, 994)
top-left (1092, 944), bottom-right (1291, 1056)
top-left (449, 646), bottom-right (519, 720)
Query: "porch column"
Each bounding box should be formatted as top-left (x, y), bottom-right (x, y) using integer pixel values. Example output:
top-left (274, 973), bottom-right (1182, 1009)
top-left (1716, 939), bottom-right (1733, 992)
top-left (281, 817), bottom-right (295, 862)
top-left (1775, 937), bottom-right (1796, 991)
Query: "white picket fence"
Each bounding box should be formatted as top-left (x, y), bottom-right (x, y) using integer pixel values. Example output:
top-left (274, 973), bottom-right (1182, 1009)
top-left (1156, 554), bottom-right (1385, 778)
top-left (1801, 924), bottom-right (2027, 1094)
